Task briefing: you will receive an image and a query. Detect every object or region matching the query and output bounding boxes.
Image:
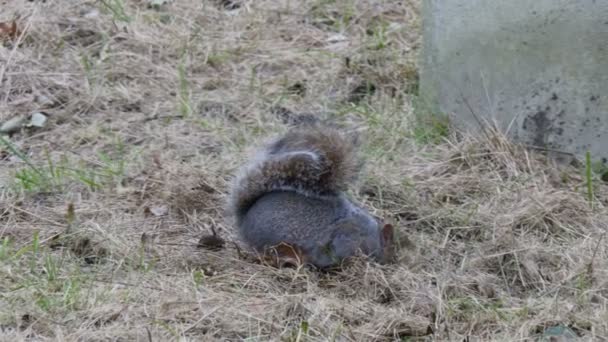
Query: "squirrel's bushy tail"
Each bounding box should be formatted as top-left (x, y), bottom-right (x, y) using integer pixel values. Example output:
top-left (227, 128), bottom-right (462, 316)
top-left (227, 126), bottom-right (360, 223)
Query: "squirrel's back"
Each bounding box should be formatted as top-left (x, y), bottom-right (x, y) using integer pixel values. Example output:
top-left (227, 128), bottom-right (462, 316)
top-left (227, 126), bottom-right (359, 223)
top-left (240, 190), bottom-right (385, 268)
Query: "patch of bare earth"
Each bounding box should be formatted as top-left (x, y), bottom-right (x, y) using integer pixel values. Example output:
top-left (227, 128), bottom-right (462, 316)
top-left (1, 0), bottom-right (607, 341)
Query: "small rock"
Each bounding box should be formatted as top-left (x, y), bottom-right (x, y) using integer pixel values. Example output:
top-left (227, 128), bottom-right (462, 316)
top-left (388, 22), bottom-right (403, 32)
top-left (148, 204), bottom-right (169, 217)
top-left (82, 8), bottom-right (100, 19)
top-left (28, 112), bottom-right (48, 128)
top-left (541, 325), bottom-right (579, 342)
top-left (149, 0), bottom-right (170, 9)
top-left (35, 94), bottom-right (53, 106)
top-left (218, 0), bottom-right (241, 11)
top-left (326, 33), bottom-right (348, 43)
top-left (0, 115), bottom-right (26, 134)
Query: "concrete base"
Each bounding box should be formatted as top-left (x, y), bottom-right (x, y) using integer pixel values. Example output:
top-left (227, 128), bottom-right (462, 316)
top-left (421, 0), bottom-right (608, 162)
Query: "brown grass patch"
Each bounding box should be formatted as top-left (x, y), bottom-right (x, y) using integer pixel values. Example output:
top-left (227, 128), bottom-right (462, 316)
top-left (1, 0), bottom-right (607, 340)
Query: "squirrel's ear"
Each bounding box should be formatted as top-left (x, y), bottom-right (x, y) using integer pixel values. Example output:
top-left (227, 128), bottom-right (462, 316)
top-left (381, 224), bottom-right (395, 245)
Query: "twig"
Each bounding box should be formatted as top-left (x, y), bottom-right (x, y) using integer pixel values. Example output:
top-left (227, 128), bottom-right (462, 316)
top-left (587, 232), bottom-right (606, 275)
top-left (93, 278), bottom-right (163, 291)
top-left (9, 205), bottom-right (64, 227)
top-left (524, 144), bottom-right (576, 157)
top-left (146, 327), bottom-right (153, 342)
top-left (183, 306), bottom-right (221, 333)
top-left (144, 115), bottom-right (185, 122)
top-left (460, 92), bottom-right (492, 142)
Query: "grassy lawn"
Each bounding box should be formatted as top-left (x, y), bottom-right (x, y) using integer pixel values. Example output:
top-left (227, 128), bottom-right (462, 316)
top-left (1, 0), bottom-right (607, 340)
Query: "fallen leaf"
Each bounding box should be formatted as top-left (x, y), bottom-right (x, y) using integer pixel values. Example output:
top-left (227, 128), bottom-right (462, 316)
top-left (0, 21), bottom-right (19, 41)
top-left (197, 234), bottom-right (226, 251)
top-left (264, 242), bottom-right (306, 268)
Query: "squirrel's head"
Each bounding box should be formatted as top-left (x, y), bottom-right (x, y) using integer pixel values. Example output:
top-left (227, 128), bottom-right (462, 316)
top-left (307, 215), bottom-right (395, 268)
top-left (357, 220), bottom-right (395, 264)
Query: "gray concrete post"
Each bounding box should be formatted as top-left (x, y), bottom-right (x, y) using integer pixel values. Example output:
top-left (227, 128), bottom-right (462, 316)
top-left (421, 0), bottom-right (608, 162)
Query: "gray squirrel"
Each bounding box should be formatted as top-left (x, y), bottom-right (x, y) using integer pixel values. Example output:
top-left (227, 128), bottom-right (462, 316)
top-left (227, 126), bottom-right (395, 269)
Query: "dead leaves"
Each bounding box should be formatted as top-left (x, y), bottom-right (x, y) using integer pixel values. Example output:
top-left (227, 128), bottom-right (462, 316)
top-left (0, 20), bottom-right (20, 42)
top-left (197, 233), bottom-right (226, 251)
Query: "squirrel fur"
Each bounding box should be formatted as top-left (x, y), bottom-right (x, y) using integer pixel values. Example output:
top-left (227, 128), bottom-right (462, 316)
top-left (227, 126), bottom-right (394, 269)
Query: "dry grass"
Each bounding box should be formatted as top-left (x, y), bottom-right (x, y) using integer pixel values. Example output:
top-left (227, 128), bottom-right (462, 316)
top-left (1, 0), bottom-right (607, 341)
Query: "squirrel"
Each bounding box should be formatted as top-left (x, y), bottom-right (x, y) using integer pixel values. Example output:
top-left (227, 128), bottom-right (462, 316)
top-left (227, 125), bottom-right (395, 269)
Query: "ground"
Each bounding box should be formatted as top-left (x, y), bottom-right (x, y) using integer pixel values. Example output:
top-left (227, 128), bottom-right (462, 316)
top-left (1, 0), bottom-right (608, 341)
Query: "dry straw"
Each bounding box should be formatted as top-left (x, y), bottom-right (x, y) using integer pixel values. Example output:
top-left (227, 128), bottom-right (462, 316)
top-left (0, 0), bottom-right (606, 340)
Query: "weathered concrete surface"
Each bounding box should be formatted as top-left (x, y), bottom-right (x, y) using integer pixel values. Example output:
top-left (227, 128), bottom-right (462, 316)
top-left (421, 0), bottom-right (608, 161)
